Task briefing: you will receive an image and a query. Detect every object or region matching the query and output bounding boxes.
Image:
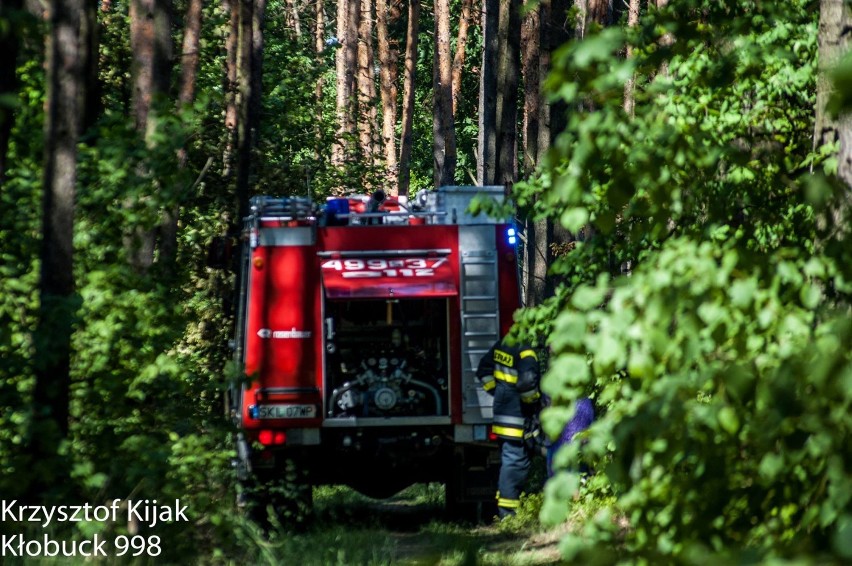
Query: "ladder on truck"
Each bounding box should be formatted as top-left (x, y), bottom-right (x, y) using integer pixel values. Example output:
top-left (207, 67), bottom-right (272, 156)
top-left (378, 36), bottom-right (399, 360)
top-left (459, 229), bottom-right (501, 422)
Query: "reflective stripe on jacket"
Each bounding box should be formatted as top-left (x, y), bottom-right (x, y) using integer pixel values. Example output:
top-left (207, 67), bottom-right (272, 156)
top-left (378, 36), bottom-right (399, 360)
top-left (477, 340), bottom-right (541, 441)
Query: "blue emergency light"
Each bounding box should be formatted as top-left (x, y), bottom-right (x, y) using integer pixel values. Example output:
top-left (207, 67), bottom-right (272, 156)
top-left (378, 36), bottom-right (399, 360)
top-left (507, 227), bottom-right (517, 246)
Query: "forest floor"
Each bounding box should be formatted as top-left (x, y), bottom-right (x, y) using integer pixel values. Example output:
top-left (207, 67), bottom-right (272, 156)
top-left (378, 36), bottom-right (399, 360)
top-left (307, 484), bottom-right (569, 565)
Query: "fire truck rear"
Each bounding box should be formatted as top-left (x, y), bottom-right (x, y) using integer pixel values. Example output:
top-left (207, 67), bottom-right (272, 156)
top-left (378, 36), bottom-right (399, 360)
top-left (228, 186), bottom-right (521, 520)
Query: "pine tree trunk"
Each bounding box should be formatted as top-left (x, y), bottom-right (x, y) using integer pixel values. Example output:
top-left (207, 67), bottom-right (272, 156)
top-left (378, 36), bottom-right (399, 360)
top-left (31, 0), bottom-right (91, 495)
top-left (451, 0), bottom-right (474, 115)
top-left (285, 0), bottom-right (302, 37)
top-left (314, 0), bottom-right (325, 159)
top-left (623, 0), bottom-right (639, 117)
top-left (520, 0), bottom-right (541, 306)
top-left (495, 0), bottom-right (520, 185)
top-left (333, 0), bottom-right (360, 174)
top-left (235, 0), bottom-right (255, 222)
top-left (478, 0), bottom-right (498, 185)
top-left (521, 0), bottom-right (539, 178)
top-left (397, 0), bottom-right (419, 197)
top-left (160, 0), bottom-right (203, 270)
top-left (816, 0), bottom-right (852, 230)
top-left (128, 0), bottom-right (173, 272)
top-left (223, 0), bottom-right (240, 179)
top-left (433, 0), bottom-right (456, 188)
top-left (178, 0), bottom-right (203, 108)
top-left (357, 0), bottom-right (377, 163)
top-left (376, 0), bottom-right (400, 184)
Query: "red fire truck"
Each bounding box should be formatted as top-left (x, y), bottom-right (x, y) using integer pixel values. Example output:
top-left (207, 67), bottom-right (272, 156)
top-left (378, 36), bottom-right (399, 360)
top-left (228, 185), bottom-right (521, 520)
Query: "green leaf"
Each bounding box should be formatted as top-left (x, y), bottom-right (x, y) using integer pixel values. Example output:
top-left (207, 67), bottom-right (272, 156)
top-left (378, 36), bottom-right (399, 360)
top-left (717, 406), bottom-right (740, 435)
top-left (759, 453), bottom-right (784, 482)
top-left (560, 207), bottom-right (590, 232)
top-left (540, 472), bottom-right (581, 526)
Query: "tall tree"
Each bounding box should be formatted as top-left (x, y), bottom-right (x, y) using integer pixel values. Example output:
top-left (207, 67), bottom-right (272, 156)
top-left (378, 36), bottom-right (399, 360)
top-left (478, 0), bottom-right (498, 185)
top-left (816, 0), bottom-right (852, 229)
top-left (494, 0), bottom-right (521, 185)
top-left (397, 0), bottom-right (419, 197)
top-left (314, 0), bottom-right (325, 158)
top-left (160, 0), bottom-right (203, 269)
top-left (0, 0), bottom-right (24, 185)
top-left (376, 0), bottom-right (400, 182)
top-left (521, 0), bottom-right (571, 306)
top-left (332, 0), bottom-right (360, 174)
top-left (128, 0), bottom-right (173, 271)
top-left (623, 0), bottom-right (640, 117)
top-left (433, 0), bottom-right (456, 187)
top-left (31, 0), bottom-right (93, 495)
top-left (234, 0), bottom-right (266, 222)
top-left (451, 0), bottom-right (474, 115)
top-left (130, 0), bottom-right (172, 136)
top-left (285, 0), bottom-right (301, 37)
top-left (521, 0), bottom-right (540, 177)
top-left (223, 0), bottom-right (240, 179)
top-left (357, 0), bottom-right (378, 162)
top-left (521, 0), bottom-right (545, 305)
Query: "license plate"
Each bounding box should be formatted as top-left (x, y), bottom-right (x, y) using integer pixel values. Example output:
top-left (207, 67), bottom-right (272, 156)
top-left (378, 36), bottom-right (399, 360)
top-left (256, 404), bottom-right (316, 419)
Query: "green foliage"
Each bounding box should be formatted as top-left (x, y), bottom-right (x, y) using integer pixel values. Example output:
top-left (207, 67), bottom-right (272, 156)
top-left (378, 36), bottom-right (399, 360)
top-left (514, 0), bottom-right (852, 562)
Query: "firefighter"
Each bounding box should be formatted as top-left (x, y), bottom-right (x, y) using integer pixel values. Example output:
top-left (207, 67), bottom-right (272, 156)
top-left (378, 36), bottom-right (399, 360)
top-left (477, 337), bottom-right (542, 519)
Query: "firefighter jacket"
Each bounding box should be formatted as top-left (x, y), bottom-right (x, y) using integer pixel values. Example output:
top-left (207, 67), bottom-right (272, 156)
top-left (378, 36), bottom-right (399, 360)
top-left (476, 340), bottom-right (541, 441)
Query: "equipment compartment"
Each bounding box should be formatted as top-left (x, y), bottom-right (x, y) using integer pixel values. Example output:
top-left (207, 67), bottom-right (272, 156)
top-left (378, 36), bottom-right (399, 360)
top-left (324, 298), bottom-right (450, 418)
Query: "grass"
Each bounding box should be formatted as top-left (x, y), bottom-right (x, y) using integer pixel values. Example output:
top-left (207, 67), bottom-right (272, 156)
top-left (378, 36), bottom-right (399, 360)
top-left (232, 483), bottom-right (570, 565)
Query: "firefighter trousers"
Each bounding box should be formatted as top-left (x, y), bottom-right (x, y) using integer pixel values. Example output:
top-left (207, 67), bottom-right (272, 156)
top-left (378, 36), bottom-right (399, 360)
top-left (496, 439), bottom-right (531, 518)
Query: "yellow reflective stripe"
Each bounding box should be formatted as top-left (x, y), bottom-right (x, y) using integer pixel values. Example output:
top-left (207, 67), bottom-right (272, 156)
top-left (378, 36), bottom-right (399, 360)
top-left (521, 391), bottom-right (541, 403)
top-left (520, 349), bottom-right (537, 360)
top-left (492, 425), bottom-right (524, 438)
top-left (494, 370), bottom-right (518, 384)
top-left (482, 380), bottom-right (496, 392)
top-left (497, 498), bottom-right (520, 509)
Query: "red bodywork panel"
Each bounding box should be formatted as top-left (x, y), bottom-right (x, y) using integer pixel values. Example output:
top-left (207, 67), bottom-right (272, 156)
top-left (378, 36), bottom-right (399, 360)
top-left (240, 222), bottom-right (520, 432)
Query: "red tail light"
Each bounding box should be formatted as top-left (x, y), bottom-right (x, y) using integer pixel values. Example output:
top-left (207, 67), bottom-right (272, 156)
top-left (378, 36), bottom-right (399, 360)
top-left (488, 427), bottom-right (498, 442)
top-left (258, 429), bottom-right (287, 446)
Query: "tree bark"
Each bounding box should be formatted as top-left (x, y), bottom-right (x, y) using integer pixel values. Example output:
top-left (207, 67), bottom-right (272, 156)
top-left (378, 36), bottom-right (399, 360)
top-left (495, 0), bottom-right (520, 185)
top-left (159, 0), bottom-right (203, 270)
top-left (521, 0), bottom-right (547, 306)
top-left (433, 0), bottom-right (456, 187)
top-left (234, 0), bottom-right (266, 222)
top-left (357, 0), bottom-right (377, 163)
top-left (451, 0), bottom-right (474, 115)
top-left (397, 0), bottom-right (419, 197)
top-left (332, 0), bottom-right (360, 174)
top-left (178, 0), bottom-right (202, 109)
top-left (223, 0), bottom-right (240, 179)
top-left (623, 0), bottom-right (639, 117)
top-left (478, 0), bottom-right (498, 185)
top-left (521, 0), bottom-right (539, 178)
top-left (314, 0), bottom-right (325, 158)
top-left (128, 0), bottom-right (173, 272)
top-left (31, 0), bottom-right (91, 496)
top-left (816, 0), bottom-right (852, 232)
top-left (285, 0), bottom-right (301, 37)
top-left (587, 0), bottom-right (611, 26)
top-left (130, 0), bottom-right (172, 135)
top-left (0, 0), bottom-right (24, 185)
top-left (376, 0), bottom-right (400, 184)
